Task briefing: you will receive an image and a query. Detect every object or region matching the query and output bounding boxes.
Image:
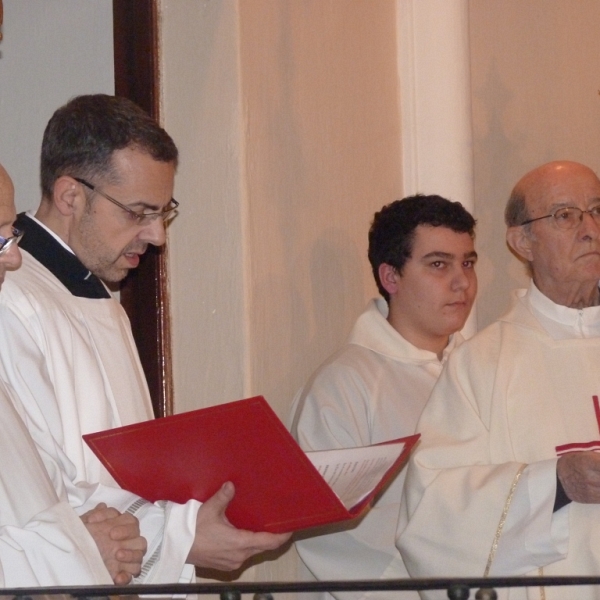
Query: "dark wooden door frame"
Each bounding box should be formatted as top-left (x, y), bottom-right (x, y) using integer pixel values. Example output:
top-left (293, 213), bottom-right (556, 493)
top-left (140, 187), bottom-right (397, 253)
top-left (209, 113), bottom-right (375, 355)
top-left (113, 0), bottom-right (173, 418)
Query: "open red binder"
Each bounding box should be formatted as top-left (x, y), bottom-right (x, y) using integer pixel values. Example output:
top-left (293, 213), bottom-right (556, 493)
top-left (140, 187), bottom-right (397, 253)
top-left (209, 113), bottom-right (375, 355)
top-left (83, 396), bottom-right (419, 533)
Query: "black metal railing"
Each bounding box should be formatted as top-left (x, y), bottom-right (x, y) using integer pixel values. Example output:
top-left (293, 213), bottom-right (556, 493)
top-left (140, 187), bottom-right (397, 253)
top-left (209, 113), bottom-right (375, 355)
top-left (2, 576), bottom-right (600, 599)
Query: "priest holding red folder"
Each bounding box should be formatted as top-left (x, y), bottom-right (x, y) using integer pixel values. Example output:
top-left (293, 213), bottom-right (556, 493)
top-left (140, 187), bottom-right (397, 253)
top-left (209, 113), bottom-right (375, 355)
top-left (0, 95), bottom-right (290, 585)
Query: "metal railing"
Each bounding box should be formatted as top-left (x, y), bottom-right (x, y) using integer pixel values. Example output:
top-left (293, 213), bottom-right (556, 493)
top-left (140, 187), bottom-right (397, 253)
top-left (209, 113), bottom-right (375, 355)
top-left (2, 576), bottom-right (600, 599)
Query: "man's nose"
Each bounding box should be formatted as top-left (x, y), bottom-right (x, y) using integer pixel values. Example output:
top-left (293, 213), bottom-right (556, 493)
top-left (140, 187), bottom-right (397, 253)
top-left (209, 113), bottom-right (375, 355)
top-left (579, 210), bottom-right (600, 240)
top-left (139, 218), bottom-right (166, 247)
top-left (0, 243), bottom-right (22, 271)
top-left (451, 267), bottom-right (470, 291)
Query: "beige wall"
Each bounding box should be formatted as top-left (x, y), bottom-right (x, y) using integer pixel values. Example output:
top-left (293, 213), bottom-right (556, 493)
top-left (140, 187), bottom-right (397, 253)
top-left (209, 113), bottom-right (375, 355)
top-left (161, 0), bottom-right (248, 416)
top-left (163, 0), bottom-right (402, 422)
top-left (238, 1), bottom-right (402, 419)
top-left (469, 0), bottom-right (600, 327)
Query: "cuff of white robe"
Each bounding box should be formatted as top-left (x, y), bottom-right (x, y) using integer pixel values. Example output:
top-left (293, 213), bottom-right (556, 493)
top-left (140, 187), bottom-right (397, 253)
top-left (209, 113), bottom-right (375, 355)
top-left (144, 499), bottom-right (200, 584)
top-left (491, 459), bottom-right (568, 574)
top-left (518, 459), bottom-right (568, 564)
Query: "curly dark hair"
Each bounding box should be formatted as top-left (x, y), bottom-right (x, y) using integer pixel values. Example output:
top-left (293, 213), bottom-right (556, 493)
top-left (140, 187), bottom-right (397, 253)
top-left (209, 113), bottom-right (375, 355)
top-left (368, 194), bottom-right (476, 301)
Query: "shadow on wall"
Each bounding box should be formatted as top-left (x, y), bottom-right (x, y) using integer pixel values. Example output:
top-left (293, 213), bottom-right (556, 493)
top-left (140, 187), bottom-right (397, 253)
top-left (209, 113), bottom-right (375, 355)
top-left (274, 227), bottom-right (368, 424)
top-left (471, 58), bottom-right (531, 330)
top-left (308, 228), bottom-right (367, 355)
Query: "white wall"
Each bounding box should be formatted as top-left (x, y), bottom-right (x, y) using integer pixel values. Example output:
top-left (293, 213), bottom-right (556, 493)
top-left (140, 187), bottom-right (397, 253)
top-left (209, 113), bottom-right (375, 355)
top-left (398, 0), bottom-right (476, 335)
top-left (238, 0), bottom-right (403, 420)
top-left (0, 0), bottom-right (114, 212)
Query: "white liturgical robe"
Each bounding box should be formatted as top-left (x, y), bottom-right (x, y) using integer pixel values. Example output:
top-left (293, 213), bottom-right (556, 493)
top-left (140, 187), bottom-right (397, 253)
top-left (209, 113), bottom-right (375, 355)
top-left (397, 282), bottom-right (600, 600)
top-left (0, 214), bottom-right (198, 584)
top-left (291, 299), bottom-right (461, 600)
top-left (0, 377), bottom-right (111, 586)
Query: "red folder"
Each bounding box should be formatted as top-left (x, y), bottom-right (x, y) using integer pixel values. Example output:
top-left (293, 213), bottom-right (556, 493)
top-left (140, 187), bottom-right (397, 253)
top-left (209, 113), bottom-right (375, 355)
top-left (83, 396), bottom-right (419, 533)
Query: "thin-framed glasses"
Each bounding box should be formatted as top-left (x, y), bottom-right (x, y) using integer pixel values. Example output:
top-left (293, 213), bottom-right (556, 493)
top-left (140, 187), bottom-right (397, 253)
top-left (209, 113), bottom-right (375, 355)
top-left (520, 205), bottom-right (600, 230)
top-left (0, 227), bottom-right (23, 256)
top-left (74, 177), bottom-right (179, 225)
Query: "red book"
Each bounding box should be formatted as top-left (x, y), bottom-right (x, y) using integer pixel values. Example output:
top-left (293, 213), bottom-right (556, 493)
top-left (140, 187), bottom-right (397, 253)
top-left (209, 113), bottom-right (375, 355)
top-left (83, 396), bottom-right (419, 533)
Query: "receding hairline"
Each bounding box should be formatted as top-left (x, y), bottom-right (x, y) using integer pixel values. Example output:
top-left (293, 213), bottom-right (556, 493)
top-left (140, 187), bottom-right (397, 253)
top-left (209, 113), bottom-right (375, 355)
top-left (505, 161), bottom-right (600, 227)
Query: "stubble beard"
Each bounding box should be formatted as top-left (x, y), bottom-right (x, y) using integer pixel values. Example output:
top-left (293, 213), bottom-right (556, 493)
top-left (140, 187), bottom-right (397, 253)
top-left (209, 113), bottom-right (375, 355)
top-left (77, 207), bottom-right (132, 283)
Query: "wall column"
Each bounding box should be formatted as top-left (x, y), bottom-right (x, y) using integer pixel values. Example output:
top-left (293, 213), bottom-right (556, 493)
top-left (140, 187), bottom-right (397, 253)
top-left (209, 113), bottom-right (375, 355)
top-left (397, 0), bottom-right (476, 334)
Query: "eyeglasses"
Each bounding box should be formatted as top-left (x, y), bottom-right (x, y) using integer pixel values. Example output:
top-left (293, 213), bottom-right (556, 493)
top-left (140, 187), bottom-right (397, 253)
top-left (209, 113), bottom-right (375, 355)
top-left (74, 177), bottom-right (179, 226)
top-left (0, 227), bottom-right (23, 256)
top-left (520, 205), bottom-right (600, 230)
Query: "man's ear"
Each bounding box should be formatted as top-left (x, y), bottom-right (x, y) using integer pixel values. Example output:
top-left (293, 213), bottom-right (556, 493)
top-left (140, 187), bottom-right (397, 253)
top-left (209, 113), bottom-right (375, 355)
top-left (378, 263), bottom-right (400, 296)
top-left (506, 226), bottom-right (534, 262)
top-left (52, 176), bottom-right (84, 217)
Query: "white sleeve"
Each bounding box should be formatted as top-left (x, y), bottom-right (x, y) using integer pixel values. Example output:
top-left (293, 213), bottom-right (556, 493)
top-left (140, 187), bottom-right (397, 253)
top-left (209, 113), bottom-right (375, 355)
top-left (491, 458), bottom-right (568, 575)
top-left (397, 349), bottom-right (568, 593)
top-left (0, 501), bottom-right (112, 587)
top-left (0, 303), bottom-right (199, 584)
top-left (291, 363), bottom-right (374, 450)
top-left (68, 482), bottom-right (199, 584)
top-left (0, 384), bottom-right (111, 585)
top-left (292, 366), bottom-right (410, 600)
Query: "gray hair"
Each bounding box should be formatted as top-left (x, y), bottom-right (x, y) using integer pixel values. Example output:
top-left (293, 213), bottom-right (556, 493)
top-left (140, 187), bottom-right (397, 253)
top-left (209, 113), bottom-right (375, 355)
top-left (504, 188), bottom-right (529, 227)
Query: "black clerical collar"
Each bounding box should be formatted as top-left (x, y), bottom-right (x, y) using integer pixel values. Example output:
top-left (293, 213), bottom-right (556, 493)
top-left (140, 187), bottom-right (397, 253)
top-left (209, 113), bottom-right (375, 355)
top-left (16, 213), bottom-right (110, 299)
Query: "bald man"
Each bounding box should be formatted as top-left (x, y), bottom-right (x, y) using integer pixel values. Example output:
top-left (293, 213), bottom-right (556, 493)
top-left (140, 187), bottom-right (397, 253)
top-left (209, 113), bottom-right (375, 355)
top-left (0, 163), bottom-right (145, 586)
top-left (397, 161), bottom-right (600, 600)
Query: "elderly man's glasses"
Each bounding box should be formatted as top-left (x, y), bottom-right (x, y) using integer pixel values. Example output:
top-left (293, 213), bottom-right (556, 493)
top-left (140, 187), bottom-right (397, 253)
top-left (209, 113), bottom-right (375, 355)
top-left (0, 227), bottom-right (23, 256)
top-left (520, 205), bottom-right (600, 230)
top-left (74, 178), bottom-right (179, 226)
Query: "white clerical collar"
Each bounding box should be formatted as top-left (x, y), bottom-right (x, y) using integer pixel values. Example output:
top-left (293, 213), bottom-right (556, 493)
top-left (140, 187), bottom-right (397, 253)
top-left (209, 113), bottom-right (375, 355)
top-left (350, 298), bottom-right (459, 364)
top-left (525, 280), bottom-right (600, 339)
top-left (25, 210), bottom-right (75, 255)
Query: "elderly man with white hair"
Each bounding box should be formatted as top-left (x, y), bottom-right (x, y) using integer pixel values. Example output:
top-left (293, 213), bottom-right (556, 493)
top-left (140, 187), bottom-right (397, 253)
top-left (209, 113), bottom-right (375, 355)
top-left (398, 161), bottom-right (600, 600)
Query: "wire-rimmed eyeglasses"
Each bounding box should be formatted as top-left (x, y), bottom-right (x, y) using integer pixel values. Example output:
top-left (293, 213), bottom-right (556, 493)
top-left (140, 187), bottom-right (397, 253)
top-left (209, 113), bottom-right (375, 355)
top-left (74, 177), bottom-right (179, 226)
top-left (0, 227), bottom-right (23, 256)
top-left (520, 205), bottom-right (600, 230)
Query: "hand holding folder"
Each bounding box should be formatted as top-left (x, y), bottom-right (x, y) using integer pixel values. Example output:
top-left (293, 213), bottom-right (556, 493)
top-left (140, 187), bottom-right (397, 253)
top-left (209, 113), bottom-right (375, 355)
top-left (84, 396), bottom-right (419, 533)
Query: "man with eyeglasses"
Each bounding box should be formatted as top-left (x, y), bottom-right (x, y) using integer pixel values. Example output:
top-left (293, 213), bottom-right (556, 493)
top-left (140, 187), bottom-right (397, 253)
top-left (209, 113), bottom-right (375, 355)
top-left (396, 161), bottom-right (600, 600)
top-left (0, 94), bottom-right (289, 586)
top-left (0, 161), bottom-right (148, 586)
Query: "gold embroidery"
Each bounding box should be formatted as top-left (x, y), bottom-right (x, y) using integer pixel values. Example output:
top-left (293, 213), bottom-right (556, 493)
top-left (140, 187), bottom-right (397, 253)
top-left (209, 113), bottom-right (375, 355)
top-left (538, 567), bottom-right (545, 600)
top-left (484, 464), bottom-right (527, 577)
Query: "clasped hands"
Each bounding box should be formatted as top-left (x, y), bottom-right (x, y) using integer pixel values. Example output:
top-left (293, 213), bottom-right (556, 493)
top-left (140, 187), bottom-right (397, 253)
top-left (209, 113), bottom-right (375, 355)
top-left (81, 502), bottom-right (147, 584)
top-left (82, 482), bottom-right (292, 583)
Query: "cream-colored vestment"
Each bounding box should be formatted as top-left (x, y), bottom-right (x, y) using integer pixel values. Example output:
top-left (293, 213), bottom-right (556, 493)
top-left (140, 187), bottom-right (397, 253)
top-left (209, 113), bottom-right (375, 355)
top-left (0, 217), bottom-right (198, 584)
top-left (398, 283), bottom-right (600, 599)
top-left (292, 299), bottom-right (461, 600)
top-left (0, 377), bottom-right (112, 585)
